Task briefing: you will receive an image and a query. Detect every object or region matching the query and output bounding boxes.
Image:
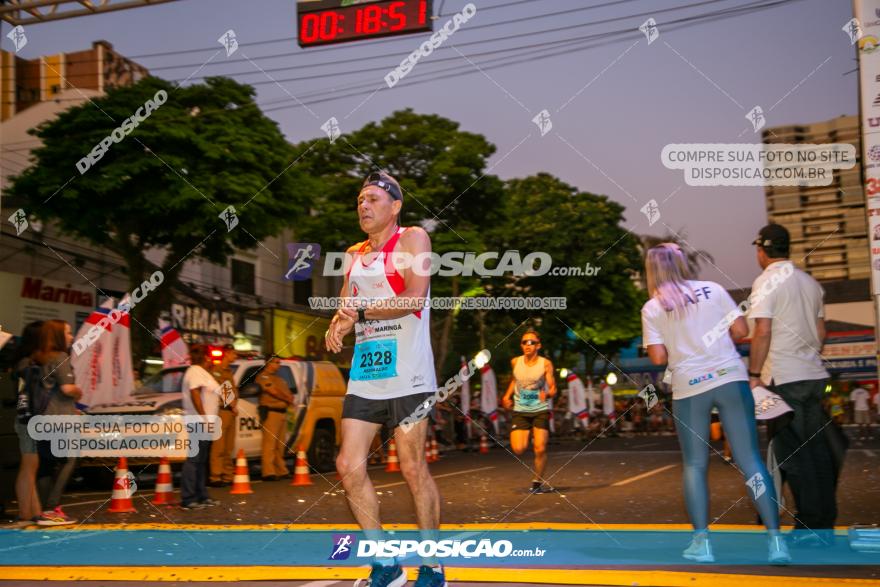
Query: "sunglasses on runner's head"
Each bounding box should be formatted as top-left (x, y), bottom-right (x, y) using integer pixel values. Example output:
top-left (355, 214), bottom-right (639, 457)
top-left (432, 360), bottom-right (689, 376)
top-left (363, 172), bottom-right (403, 202)
top-left (521, 340), bottom-right (539, 346)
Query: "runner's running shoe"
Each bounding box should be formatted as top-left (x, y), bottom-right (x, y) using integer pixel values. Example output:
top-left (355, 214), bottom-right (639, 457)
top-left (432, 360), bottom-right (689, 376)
top-left (354, 562), bottom-right (406, 587)
top-left (414, 565), bottom-right (447, 587)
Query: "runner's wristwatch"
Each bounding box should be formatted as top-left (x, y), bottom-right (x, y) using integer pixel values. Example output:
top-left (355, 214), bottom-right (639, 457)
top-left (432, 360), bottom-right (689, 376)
top-left (748, 371), bottom-right (762, 378)
top-left (357, 307), bottom-right (367, 323)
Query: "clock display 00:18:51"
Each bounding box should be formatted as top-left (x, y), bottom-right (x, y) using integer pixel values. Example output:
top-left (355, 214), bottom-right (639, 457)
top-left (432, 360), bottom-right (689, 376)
top-left (299, 0), bottom-right (430, 46)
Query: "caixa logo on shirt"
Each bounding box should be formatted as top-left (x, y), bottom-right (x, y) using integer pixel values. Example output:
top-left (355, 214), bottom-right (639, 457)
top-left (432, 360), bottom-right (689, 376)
top-left (689, 372), bottom-right (715, 386)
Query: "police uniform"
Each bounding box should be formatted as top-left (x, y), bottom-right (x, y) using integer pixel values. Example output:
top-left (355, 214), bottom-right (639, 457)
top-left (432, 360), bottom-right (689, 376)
top-left (209, 365), bottom-right (238, 484)
top-left (258, 372), bottom-right (294, 479)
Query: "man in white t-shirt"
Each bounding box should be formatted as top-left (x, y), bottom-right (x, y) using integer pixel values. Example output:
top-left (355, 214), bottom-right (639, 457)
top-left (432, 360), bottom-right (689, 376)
top-left (180, 344), bottom-right (221, 510)
top-left (850, 385), bottom-right (872, 439)
top-left (747, 223), bottom-right (835, 543)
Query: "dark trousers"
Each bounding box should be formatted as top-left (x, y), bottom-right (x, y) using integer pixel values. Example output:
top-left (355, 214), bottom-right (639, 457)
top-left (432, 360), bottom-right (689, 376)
top-left (36, 441), bottom-right (76, 510)
top-left (772, 378), bottom-right (837, 529)
top-left (181, 439), bottom-right (211, 506)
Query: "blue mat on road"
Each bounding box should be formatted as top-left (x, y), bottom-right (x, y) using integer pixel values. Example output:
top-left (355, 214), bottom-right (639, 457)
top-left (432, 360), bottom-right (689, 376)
top-left (0, 529), bottom-right (876, 567)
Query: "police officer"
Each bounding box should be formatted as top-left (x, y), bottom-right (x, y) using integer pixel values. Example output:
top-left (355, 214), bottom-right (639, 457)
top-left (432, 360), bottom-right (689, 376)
top-left (209, 344), bottom-right (238, 487)
top-left (258, 356), bottom-right (294, 481)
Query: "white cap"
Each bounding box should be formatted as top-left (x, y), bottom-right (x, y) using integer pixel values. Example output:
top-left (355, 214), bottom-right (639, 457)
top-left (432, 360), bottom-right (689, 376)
top-left (752, 385), bottom-right (793, 420)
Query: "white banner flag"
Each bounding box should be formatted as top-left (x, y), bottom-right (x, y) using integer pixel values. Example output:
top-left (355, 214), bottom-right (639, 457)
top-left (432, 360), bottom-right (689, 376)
top-left (480, 365), bottom-right (499, 435)
top-left (458, 356), bottom-right (471, 439)
top-left (71, 299), bottom-right (116, 407)
top-left (110, 296), bottom-right (135, 403)
top-left (158, 318), bottom-right (189, 393)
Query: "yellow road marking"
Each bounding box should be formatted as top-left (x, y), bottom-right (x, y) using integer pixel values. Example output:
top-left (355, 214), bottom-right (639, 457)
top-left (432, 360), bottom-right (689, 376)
top-left (0, 566), bottom-right (876, 585)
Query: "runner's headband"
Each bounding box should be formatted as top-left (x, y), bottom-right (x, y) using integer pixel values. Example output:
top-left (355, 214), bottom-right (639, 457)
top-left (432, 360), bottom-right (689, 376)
top-left (362, 172), bottom-right (403, 202)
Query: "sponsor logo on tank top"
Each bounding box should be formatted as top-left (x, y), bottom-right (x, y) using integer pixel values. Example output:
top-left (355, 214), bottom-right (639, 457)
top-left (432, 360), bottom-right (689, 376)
top-left (360, 323), bottom-right (403, 336)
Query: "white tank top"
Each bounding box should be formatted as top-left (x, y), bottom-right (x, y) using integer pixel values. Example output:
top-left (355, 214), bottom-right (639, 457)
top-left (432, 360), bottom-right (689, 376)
top-left (513, 356), bottom-right (549, 413)
top-left (346, 227), bottom-right (437, 399)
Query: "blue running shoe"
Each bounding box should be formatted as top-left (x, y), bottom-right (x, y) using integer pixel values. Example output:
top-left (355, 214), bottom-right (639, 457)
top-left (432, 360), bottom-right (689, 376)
top-left (355, 562), bottom-right (406, 587)
top-left (414, 565), bottom-right (447, 587)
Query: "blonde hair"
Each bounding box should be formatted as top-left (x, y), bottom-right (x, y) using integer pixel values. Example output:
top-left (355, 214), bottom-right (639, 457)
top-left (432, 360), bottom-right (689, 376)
top-left (645, 243), bottom-right (694, 315)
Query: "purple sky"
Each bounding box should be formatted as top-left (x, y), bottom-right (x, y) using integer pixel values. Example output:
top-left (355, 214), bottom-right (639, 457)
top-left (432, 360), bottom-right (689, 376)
top-left (1, 0), bottom-right (857, 288)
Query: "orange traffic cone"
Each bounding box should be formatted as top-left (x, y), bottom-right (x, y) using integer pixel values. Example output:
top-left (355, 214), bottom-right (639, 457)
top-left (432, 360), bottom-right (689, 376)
top-left (424, 439), bottom-right (434, 463)
top-left (479, 435), bottom-right (490, 454)
top-left (229, 449), bottom-right (253, 494)
top-left (108, 457), bottom-right (137, 513)
top-left (385, 438), bottom-right (401, 472)
top-left (430, 438), bottom-right (440, 462)
top-left (151, 457), bottom-right (176, 505)
top-left (291, 448), bottom-right (314, 486)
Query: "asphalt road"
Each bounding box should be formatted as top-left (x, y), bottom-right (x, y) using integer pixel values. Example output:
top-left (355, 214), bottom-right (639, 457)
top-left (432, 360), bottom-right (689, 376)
top-left (33, 431), bottom-right (880, 527)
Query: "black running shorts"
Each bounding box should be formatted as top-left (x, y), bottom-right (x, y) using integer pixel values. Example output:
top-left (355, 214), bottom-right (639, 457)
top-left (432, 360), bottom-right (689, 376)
top-left (510, 410), bottom-right (550, 431)
top-left (342, 392), bottom-right (435, 429)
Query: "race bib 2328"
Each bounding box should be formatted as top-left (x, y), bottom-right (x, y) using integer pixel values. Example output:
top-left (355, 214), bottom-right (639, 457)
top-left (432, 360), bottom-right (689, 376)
top-left (350, 339), bottom-right (398, 381)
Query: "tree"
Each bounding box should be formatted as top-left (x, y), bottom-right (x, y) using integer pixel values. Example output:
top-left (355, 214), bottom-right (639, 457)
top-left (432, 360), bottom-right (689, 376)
top-left (8, 76), bottom-right (311, 363)
top-left (488, 173), bottom-right (646, 376)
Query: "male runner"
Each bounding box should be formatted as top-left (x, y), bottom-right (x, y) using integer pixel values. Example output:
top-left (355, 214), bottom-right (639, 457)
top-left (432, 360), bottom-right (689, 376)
top-left (502, 330), bottom-right (557, 494)
top-left (325, 171), bottom-right (445, 587)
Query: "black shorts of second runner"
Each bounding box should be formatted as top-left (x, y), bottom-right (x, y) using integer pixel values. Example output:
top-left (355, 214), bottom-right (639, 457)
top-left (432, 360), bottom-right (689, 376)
top-left (510, 410), bottom-right (550, 431)
top-left (343, 392), bottom-right (436, 430)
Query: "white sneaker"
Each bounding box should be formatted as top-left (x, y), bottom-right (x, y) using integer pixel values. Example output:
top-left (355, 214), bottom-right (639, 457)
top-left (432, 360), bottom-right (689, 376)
top-left (682, 532), bottom-right (715, 563)
top-left (768, 534), bottom-right (791, 564)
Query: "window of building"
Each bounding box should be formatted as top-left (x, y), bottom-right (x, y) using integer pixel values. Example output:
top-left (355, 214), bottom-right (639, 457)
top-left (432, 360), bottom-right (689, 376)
top-left (231, 259), bottom-right (255, 295)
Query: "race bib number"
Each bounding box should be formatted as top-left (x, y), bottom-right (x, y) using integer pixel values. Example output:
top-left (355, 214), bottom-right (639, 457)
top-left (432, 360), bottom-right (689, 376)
top-left (351, 339), bottom-right (398, 381)
top-left (519, 388), bottom-right (540, 405)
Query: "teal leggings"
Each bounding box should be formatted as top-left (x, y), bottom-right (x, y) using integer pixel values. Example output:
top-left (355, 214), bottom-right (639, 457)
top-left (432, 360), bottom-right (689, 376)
top-left (673, 380), bottom-right (780, 531)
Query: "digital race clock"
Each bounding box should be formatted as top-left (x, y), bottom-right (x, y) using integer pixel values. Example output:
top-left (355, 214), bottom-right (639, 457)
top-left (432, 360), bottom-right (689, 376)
top-left (297, 0), bottom-right (433, 47)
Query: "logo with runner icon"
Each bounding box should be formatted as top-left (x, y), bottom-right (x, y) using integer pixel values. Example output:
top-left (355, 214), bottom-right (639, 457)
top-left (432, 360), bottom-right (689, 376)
top-left (284, 243), bottom-right (321, 281)
top-left (329, 533), bottom-right (357, 560)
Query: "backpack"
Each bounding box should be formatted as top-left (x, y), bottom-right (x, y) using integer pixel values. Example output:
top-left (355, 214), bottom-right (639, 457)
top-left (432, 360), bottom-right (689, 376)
top-left (15, 360), bottom-right (54, 424)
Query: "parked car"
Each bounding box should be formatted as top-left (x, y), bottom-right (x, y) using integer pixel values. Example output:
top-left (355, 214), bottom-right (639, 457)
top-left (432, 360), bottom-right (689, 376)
top-left (86, 358), bottom-right (346, 473)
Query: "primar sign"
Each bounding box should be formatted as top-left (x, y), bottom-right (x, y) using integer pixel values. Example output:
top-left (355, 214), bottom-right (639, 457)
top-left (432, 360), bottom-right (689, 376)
top-left (170, 303), bottom-right (236, 336)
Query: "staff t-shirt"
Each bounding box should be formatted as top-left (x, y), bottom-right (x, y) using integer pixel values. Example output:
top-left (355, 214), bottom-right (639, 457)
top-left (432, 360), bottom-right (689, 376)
top-left (181, 365), bottom-right (220, 419)
top-left (641, 280), bottom-right (748, 400)
top-left (748, 260), bottom-right (828, 386)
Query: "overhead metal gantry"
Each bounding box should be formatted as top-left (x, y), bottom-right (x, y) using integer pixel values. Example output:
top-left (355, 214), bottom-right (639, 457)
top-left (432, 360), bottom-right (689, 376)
top-left (0, 0), bottom-right (180, 26)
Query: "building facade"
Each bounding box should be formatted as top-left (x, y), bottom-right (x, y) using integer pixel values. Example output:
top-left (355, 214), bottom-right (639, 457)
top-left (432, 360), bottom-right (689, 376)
top-left (1, 40), bottom-right (149, 122)
top-left (762, 115), bottom-right (868, 282)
